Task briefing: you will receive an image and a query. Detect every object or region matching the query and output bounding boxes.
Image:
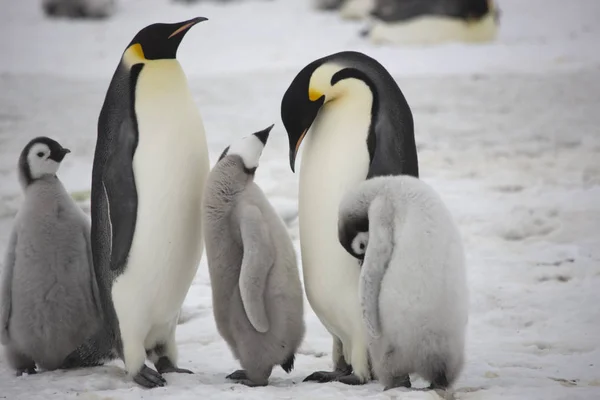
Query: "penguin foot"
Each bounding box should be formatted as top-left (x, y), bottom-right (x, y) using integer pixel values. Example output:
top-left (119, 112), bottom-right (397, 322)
top-left (226, 369), bottom-right (248, 380)
top-left (303, 370), bottom-right (349, 383)
top-left (237, 379), bottom-right (268, 387)
top-left (335, 373), bottom-right (367, 385)
top-left (155, 356), bottom-right (193, 374)
top-left (226, 370), bottom-right (268, 387)
top-left (133, 365), bottom-right (166, 388)
top-left (384, 374), bottom-right (411, 390)
top-left (15, 367), bottom-right (36, 377)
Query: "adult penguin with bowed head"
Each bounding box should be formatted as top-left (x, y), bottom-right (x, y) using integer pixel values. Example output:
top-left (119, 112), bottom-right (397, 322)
top-left (71, 17), bottom-right (211, 388)
top-left (280, 51), bottom-right (419, 385)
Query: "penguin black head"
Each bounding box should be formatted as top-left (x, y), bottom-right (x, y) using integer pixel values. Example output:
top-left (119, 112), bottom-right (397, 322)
top-left (338, 214), bottom-right (369, 261)
top-left (217, 124), bottom-right (274, 177)
top-left (18, 136), bottom-right (70, 188)
top-left (280, 51), bottom-right (379, 172)
top-left (124, 17), bottom-right (207, 61)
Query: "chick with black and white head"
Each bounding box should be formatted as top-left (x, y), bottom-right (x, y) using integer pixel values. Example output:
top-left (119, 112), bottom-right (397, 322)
top-left (1, 137), bottom-right (103, 376)
top-left (280, 51), bottom-right (419, 385)
top-left (76, 17), bottom-right (211, 388)
top-left (338, 175), bottom-right (469, 392)
top-left (202, 125), bottom-right (305, 387)
top-left (17, 137), bottom-right (71, 187)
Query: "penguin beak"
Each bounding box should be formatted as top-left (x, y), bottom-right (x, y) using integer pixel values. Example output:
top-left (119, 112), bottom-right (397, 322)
top-left (168, 17), bottom-right (208, 39)
top-left (285, 95), bottom-right (325, 173)
top-left (289, 129), bottom-right (307, 173)
top-left (49, 148), bottom-right (71, 162)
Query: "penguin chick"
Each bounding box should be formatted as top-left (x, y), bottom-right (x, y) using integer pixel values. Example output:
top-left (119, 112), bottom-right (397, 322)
top-left (338, 175), bottom-right (469, 391)
top-left (0, 137), bottom-right (103, 376)
top-left (202, 125), bottom-right (306, 387)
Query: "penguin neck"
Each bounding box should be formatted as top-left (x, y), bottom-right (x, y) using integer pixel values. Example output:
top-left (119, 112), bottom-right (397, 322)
top-left (19, 173), bottom-right (58, 192)
top-left (327, 80), bottom-right (375, 115)
top-left (204, 173), bottom-right (249, 219)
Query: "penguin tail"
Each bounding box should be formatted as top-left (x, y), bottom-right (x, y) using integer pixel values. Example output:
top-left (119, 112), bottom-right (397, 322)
top-left (281, 353), bottom-right (295, 373)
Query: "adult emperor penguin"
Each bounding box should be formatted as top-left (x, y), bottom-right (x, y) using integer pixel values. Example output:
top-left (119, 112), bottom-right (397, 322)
top-left (365, 0), bottom-right (500, 45)
top-left (280, 51), bottom-right (419, 385)
top-left (88, 17), bottom-right (210, 388)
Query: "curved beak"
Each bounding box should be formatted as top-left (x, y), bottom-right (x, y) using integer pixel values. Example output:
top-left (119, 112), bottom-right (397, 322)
top-left (283, 95), bottom-right (325, 173)
top-left (289, 129), bottom-right (307, 173)
top-left (49, 147), bottom-right (71, 162)
top-left (169, 16), bottom-right (208, 39)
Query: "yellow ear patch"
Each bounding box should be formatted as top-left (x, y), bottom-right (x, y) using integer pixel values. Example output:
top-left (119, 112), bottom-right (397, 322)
top-left (123, 43), bottom-right (146, 66)
top-left (129, 43), bottom-right (145, 60)
top-left (309, 88), bottom-right (323, 102)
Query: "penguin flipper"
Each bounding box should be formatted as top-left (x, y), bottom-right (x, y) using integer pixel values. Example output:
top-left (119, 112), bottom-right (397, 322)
top-left (82, 219), bottom-right (104, 317)
top-left (238, 204), bottom-right (275, 334)
top-left (0, 228), bottom-right (17, 345)
top-left (102, 119), bottom-right (139, 273)
top-left (367, 112), bottom-right (419, 180)
top-left (359, 196), bottom-right (394, 338)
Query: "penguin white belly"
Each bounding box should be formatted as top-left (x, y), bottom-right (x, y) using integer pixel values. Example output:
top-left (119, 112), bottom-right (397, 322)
top-left (111, 60), bottom-right (209, 328)
top-left (298, 97), bottom-right (371, 358)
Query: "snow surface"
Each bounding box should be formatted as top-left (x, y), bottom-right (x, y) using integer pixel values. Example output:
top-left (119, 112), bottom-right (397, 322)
top-left (1, 0), bottom-right (599, 399)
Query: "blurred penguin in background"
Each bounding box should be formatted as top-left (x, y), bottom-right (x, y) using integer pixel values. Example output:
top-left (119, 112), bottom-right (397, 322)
top-left (364, 0), bottom-right (500, 45)
top-left (42, 0), bottom-right (116, 19)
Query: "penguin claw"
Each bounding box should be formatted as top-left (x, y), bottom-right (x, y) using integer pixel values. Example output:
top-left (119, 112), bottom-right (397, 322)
top-left (303, 370), bottom-right (345, 383)
top-left (15, 367), bottom-right (36, 377)
top-left (237, 378), bottom-right (267, 387)
top-left (155, 356), bottom-right (193, 374)
top-left (226, 369), bottom-right (248, 380)
top-left (335, 373), bottom-right (367, 385)
top-left (133, 365), bottom-right (166, 388)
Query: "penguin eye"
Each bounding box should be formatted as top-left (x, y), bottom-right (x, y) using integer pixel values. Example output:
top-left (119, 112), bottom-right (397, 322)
top-left (359, 243), bottom-right (365, 250)
top-left (37, 152), bottom-right (44, 158)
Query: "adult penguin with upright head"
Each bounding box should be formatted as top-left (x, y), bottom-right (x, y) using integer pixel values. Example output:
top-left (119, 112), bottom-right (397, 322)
top-left (280, 51), bottom-right (419, 385)
top-left (81, 17), bottom-right (211, 388)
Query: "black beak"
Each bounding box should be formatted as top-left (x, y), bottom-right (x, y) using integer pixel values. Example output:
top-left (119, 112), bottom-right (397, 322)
top-left (283, 95), bottom-right (325, 173)
top-left (168, 16), bottom-right (208, 39)
top-left (253, 124), bottom-right (274, 145)
top-left (280, 60), bottom-right (326, 173)
top-left (49, 147), bottom-right (70, 162)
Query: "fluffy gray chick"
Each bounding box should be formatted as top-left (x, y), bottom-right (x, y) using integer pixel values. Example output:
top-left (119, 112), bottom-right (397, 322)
top-left (0, 136), bottom-right (103, 375)
top-left (202, 125), bottom-right (305, 387)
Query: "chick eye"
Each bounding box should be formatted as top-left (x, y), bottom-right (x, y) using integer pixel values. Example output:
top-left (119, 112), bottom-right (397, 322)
top-left (359, 243), bottom-right (365, 250)
top-left (37, 152), bottom-right (44, 158)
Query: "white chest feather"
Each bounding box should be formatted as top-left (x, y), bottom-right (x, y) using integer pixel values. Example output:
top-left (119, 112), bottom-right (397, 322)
top-left (112, 60), bottom-right (210, 322)
top-left (298, 93), bottom-right (372, 338)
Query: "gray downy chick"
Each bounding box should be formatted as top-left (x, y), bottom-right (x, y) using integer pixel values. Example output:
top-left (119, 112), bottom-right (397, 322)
top-left (338, 175), bottom-right (469, 392)
top-left (202, 124), bottom-right (306, 387)
top-left (0, 136), bottom-right (103, 375)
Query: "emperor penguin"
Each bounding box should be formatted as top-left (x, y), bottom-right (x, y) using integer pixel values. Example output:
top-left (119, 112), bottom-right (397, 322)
top-left (365, 0), bottom-right (500, 45)
top-left (280, 51), bottom-right (419, 385)
top-left (86, 17), bottom-right (210, 388)
top-left (202, 125), bottom-right (305, 387)
top-left (42, 0), bottom-right (116, 19)
top-left (0, 137), bottom-right (103, 375)
top-left (337, 175), bottom-right (469, 391)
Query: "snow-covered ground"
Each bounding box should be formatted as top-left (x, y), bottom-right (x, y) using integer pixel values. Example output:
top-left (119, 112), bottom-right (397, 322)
top-left (1, 0), bottom-right (599, 399)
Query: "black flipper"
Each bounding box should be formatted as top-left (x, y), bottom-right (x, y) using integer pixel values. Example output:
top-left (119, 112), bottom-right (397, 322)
top-left (89, 62), bottom-right (144, 357)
